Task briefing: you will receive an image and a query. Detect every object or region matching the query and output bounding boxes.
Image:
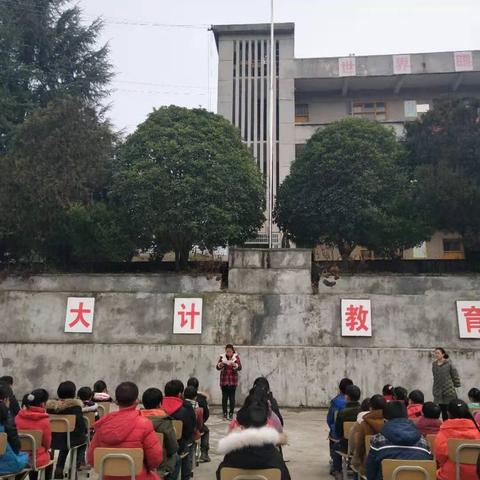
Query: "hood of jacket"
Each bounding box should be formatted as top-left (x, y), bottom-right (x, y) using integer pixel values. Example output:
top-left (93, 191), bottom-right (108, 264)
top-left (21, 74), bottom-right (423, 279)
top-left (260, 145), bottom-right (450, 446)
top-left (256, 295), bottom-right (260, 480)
top-left (46, 398), bottom-right (83, 412)
top-left (93, 405), bottom-right (142, 445)
top-left (220, 353), bottom-right (239, 363)
top-left (218, 426), bottom-right (280, 455)
top-left (439, 418), bottom-right (480, 439)
top-left (140, 408), bottom-right (167, 418)
top-left (363, 409), bottom-right (384, 432)
top-left (382, 418), bottom-right (422, 445)
top-left (17, 406), bottom-right (49, 421)
top-left (162, 396), bottom-right (183, 416)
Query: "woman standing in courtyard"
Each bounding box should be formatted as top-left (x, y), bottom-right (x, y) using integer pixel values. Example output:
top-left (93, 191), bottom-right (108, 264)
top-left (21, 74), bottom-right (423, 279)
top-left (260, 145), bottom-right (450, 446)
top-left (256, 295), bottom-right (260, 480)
top-left (216, 344), bottom-right (242, 420)
top-left (432, 347), bottom-right (461, 421)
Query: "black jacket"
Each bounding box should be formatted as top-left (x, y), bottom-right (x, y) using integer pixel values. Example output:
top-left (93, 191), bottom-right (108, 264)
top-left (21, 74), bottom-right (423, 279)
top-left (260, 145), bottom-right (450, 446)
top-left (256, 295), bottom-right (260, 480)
top-left (9, 394), bottom-right (20, 417)
top-left (46, 398), bottom-right (87, 448)
top-left (0, 402), bottom-right (20, 453)
top-left (335, 401), bottom-right (361, 439)
top-left (216, 426), bottom-right (290, 480)
top-left (162, 396), bottom-right (196, 452)
top-left (196, 391), bottom-right (210, 423)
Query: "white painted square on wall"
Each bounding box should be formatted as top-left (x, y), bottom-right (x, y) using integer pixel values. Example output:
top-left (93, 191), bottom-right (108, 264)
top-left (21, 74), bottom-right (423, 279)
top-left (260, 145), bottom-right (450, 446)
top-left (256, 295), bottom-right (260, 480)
top-left (173, 298), bottom-right (203, 334)
top-left (65, 297), bottom-right (95, 333)
top-left (339, 57), bottom-right (356, 77)
top-left (341, 299), bottom-right (372, 337)
top-left (456, 301), bottom-right (480, 338)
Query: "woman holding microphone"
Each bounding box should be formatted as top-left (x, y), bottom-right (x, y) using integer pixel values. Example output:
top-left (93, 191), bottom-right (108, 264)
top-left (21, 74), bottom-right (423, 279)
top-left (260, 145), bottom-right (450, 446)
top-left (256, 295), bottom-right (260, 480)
top-left (216, 344), bottom-right (242, 420)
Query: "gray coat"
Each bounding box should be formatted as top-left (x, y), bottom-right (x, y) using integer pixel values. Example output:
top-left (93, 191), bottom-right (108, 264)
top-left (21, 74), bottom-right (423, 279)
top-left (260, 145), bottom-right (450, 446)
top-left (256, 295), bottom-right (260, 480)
top-left (432, 360), bottom-right (461, 404)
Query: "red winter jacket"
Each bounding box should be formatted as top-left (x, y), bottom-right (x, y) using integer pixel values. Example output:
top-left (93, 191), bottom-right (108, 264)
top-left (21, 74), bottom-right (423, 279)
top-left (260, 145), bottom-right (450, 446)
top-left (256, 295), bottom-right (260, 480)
top-left (435, 418), bottom-right (480, 480)
top-left (15, 407), bottom-right (52, 467)
top-left (407, 404), bottom-right (423, 420)
top-left (87, 405), bottom-right (162, 480)
top-left (416, 416), bottom-right (442, 437)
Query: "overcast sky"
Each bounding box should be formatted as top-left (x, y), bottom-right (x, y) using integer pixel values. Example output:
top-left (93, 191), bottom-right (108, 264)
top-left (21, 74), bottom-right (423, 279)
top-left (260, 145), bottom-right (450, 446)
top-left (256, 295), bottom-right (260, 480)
top-left (78, 0), bottom-right (480, 133)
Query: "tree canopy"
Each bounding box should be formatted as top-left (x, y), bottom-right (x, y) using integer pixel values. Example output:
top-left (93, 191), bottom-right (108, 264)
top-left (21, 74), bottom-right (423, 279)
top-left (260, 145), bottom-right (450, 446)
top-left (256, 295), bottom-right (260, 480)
top-left (0, 0), bottom-right (111, 152)
top-left (404, 97), bottom-right (480, 252)
top-left (0, 97), bottom-right (125, 263)
top-left (111, 105), bottom-right (265, 268)
top-left (275, 117), bottom-right (431, 258)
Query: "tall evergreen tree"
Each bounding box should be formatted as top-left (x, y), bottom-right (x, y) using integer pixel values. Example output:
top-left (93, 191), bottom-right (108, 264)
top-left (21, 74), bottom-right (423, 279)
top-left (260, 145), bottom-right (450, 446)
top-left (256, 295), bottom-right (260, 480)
top-left (0, 0), bottom-right (111, 151)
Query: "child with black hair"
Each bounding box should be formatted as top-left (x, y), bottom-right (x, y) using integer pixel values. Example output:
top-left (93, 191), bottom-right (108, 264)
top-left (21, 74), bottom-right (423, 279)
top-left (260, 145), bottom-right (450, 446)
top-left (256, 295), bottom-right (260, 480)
top-left (87, 382), bottom-right (163, 480)
top-left (382, 384), bottom-right (394, 403)
top-left (331, 384), bottom-right (362, 479)
top-left (0, 383), bottom-right (28, 475)
top-left (92, 380), bottom-right (113, 402)
top-left (16, 389), bottom-right (53, 480)
top-left (216, 397), bottom-right (290, 480)
top-left (46, 381), bottom-right (88, 477)
top-left (78, 386), bottom-right (98, 415)
top-left (0, 376), bottom-right (20, 417)
top-left (416, 402), bottom-right (442, 436)
top-left (435, 399), bottom-right (480, 480)
top-left (187, 377), bottom-right (210, 463)
top-left (327, 377), bottom-right (353, 473)
top-left (468, 387), bottom-right (480, 409)
top-left (392, 386), bottom-right (408, 405)
top-left (162, 380), bottom-right (196, 480)
top-left (407, 389), bottom-right (424, 419)
top-left (253, 377), bottom-right (284, 426)
top-left (140, 388), bottom-right (179, 477)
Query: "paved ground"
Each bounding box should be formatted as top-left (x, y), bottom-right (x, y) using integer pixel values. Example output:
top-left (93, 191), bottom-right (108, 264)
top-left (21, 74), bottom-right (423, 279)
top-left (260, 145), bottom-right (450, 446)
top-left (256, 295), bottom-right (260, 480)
top-left (194, 408), bottom-right (331, 480)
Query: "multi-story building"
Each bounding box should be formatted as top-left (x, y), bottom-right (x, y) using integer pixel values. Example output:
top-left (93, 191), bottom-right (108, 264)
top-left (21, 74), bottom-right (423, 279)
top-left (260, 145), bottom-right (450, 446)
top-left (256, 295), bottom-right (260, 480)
top-left (212, 22), bottom-right (480, 259)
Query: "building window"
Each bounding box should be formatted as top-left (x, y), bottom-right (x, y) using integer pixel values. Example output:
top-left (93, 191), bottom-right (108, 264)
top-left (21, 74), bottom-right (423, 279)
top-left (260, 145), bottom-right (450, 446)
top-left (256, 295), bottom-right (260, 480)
top-left (443, 238), bottom-right (463, 252)
top-left (353, 102), bottom-right (387, 121)
top-left (295, 144), bottom-right (305, 159)
top-left (295, 104), bottom-right (309, 123)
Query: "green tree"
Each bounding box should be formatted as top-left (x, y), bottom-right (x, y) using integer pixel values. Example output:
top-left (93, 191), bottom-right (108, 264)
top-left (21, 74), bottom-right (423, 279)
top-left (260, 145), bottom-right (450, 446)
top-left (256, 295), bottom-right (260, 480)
top-left (0, 0), bottom-right (111, 152)
top-left (275, 117), bottom-right (431, 258)
top-left (111, 106), bottom-right (265, 269)
top-left (0, 97), bottom-right (121, 263)
top-left (404, 97), bottom-right (480, 252)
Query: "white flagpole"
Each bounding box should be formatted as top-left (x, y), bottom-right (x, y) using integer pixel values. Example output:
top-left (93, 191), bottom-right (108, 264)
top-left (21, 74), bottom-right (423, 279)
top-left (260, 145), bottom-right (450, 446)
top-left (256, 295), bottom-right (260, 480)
top-left (268, 0), bottom-right (274, 248)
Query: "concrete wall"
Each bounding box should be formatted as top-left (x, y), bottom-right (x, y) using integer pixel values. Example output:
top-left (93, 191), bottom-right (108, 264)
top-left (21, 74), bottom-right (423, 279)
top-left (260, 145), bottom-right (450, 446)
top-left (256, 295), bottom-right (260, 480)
top-left (1, 269), bottom-right (479, 407)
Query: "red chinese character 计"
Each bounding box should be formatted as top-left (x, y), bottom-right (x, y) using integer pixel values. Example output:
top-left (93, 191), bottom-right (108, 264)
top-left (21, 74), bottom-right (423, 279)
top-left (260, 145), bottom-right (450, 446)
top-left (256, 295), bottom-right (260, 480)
top-left (462, 306), bottom-right (480, 334)
top-left (177, 303), bottom-right (201, 330)
top-left (345, 305), bottom-right (369, 332)
top-left (68, 302), bottom-right (91, 328)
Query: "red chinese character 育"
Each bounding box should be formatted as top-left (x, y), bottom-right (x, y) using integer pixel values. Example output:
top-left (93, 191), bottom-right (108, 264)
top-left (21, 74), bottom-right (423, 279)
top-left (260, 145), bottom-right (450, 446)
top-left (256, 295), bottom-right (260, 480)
top-left (462, 306), bottom-right (480, 334)
top-left (68, 302), bottom-right (91, 328)
top-left (177, 303), bottom-right (201, 330)
top-left (345, 305), bottom-right (369, 332)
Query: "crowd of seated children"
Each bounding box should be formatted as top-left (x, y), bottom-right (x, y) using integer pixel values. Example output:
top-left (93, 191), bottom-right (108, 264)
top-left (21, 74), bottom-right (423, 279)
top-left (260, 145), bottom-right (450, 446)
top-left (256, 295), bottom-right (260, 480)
top-left (87, 382), bottom-right (163, 480)
top-left (366, 401), bottom-right (432, 480)
top-left (216, 379), bottom-right (290, 480)
top-left (328, 378), bottom-right (480, 480)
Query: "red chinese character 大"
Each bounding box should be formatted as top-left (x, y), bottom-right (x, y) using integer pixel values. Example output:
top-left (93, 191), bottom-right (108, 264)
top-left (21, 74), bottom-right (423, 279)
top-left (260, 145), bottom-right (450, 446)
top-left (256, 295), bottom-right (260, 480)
top-left (177, 303), bottom-right (201, 330)
top-left (345, 305), bottom-right (369, 332)
top-left (68, 302), bottom-right (91, 329)
top-left (462, 306), bottom-right (480, 334)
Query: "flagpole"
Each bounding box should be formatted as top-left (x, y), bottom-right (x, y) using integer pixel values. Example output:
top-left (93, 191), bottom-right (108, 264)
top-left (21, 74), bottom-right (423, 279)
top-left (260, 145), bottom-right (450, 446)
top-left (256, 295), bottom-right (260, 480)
top-left (268, 0), bottom-right (274, 248)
